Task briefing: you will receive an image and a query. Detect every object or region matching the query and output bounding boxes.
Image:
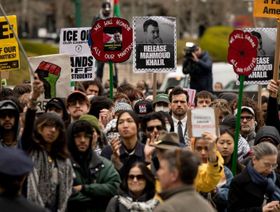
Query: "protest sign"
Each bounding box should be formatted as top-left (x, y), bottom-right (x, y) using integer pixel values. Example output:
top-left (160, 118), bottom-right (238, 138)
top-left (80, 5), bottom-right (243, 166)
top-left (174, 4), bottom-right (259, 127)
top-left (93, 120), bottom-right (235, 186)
top-left (0, 15), bottom-right (19, 71)
top-left (241, 28), bottom-right (276, 85)
top-left (89, 17), bottom-right (132, 63)
top-left (59, 27), bottom-right (95, 81)
top-left (29, 54), bottom-right (71, 112)
top-left (133, 16), bottom-right (176, 73)
top-left (227, 30), bottom-right (258, 175)
top-left (254, 0), bottom-right (280, 19)
top-left (187, 107), bottom-right (219, 138)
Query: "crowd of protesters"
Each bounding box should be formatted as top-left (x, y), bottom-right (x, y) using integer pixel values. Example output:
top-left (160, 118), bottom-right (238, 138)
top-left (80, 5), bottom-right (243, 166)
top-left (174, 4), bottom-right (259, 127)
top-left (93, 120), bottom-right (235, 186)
top-left (1, 75), bottom-right (280, 212)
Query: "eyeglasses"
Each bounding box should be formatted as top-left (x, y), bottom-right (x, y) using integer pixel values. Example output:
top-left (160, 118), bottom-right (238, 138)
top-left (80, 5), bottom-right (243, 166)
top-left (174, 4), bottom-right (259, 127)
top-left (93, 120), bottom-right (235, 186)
top-left (146, 125), bottom-right (163, 132)
top-left (263, 162), bottom-right (278, 170)
top-left (240, 116), bottom-right (253, 121)
top-left (128, 174), bottom-right (145, 181)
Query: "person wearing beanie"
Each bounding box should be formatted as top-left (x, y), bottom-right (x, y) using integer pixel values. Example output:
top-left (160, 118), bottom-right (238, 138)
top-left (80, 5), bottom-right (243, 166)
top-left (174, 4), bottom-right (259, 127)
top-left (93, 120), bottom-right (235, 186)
top-left (67, 120), bottom-right (120, 212)
top-left (79, 114), bottom-right (107, 155)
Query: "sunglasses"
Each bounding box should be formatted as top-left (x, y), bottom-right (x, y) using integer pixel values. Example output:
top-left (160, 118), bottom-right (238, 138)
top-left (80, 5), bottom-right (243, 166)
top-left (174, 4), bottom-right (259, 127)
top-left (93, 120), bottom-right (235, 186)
top-left (128, 174), bottom-right (145, 181)
top-left (146, 125), bottom-right (163, 132)
top-left (240, 116), bottom-right (253, 121)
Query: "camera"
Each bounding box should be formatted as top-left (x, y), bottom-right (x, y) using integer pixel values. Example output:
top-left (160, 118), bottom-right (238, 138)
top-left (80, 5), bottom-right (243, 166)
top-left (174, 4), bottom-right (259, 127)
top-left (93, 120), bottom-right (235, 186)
top-left (184, 42), bottom-right (197, 58)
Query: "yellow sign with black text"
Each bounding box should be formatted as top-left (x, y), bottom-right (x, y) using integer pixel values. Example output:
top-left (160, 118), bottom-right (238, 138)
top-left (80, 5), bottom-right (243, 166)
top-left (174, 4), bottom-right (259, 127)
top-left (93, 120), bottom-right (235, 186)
top-left (254, 0), bottom-right (280, 18)
top-left (0, 15), bottom-right (19, 71)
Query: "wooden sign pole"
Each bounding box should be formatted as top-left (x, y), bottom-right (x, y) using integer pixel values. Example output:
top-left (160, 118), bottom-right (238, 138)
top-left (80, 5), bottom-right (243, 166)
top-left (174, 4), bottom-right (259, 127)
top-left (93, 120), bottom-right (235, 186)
top-left (153, 73), bottom-right (157, 100)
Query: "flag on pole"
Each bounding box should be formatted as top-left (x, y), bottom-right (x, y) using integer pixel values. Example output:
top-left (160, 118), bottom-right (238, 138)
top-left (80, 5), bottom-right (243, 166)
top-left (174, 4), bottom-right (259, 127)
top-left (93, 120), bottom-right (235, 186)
top-left (114, 0), bottom-right (121, 17)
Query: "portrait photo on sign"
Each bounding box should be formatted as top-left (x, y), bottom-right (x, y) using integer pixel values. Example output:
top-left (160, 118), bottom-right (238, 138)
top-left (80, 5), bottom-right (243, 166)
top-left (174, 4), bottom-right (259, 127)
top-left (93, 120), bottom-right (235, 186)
top-left (103, 27), bottom-right (122, 51)
top-left (134, 17), bottom-right (175, 44)
top-left (133, 16), bottom-right (176, 73)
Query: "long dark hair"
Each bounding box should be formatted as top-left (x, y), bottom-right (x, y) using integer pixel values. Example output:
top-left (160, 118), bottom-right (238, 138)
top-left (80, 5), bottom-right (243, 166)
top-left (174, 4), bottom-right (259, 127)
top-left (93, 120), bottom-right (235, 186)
top-left (34, 113), bottom-right (69, 159)
top-left (116, 110), bottom-right (139, 133)
top-left (120, 162), bottom-right (156, 200)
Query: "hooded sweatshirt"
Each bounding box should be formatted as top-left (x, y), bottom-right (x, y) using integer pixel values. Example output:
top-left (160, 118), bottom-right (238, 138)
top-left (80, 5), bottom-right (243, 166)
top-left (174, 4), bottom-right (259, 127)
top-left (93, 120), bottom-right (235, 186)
top-left (254, 126), bottom-right (280, 146)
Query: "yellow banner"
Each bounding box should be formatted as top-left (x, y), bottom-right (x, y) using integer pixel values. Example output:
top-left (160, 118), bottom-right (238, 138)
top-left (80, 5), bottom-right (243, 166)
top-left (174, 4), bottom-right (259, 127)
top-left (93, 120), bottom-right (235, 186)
top-left (0, 15), bottom-right (20, 71)
top-left (254, 0), bottom-right (280, 18)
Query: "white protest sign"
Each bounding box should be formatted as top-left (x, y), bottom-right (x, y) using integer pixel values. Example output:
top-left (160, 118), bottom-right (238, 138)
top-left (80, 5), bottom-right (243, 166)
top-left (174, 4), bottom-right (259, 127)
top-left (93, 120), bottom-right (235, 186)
top-left (29, 54), bottom-right (72, 112)
top-left (187, 107), bottom-right (219, 138)
top-left (133, 16), bottom-right (176, 73)
top-left (59, 27), bottom-right (96, 81)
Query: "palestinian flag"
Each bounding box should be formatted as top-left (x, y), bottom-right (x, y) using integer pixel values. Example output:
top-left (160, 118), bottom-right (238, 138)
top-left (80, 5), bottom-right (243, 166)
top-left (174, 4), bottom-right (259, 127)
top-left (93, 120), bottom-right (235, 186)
top-left (114, 0), bottom-right (121, 17)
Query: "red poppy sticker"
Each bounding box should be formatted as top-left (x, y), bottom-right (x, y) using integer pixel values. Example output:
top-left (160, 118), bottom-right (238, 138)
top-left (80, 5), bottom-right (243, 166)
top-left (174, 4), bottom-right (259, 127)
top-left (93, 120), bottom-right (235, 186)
top-left (227, 30), bottom-right (258, 76)
top-left (89, 17), bottom-right (133, 63)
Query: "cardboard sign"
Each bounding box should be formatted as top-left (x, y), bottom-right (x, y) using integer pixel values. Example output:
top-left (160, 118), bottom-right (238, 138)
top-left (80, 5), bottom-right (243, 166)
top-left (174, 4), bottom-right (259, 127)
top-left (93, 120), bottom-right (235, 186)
top-left (59, 27), bottom-right (96, 81)
top-left (29, 54), bottom-right (72, 112)
top-left (89, 17), bottom-right (133, 63)
top-left (0, 15), bottom-right (19, 71)
top-left (187, 107), bottom-right (219, 138)
top-left (242, 28), bottom-right (276, 85)
top-left (133, 16), bottom-right (176, 73)
top-left (254, 0), bottom-right (280, 19)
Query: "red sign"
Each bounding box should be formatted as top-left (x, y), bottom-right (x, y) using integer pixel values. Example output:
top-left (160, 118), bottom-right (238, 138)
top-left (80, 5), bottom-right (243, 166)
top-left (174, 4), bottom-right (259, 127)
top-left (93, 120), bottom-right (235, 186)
top-left (89, 17), bottom-right (132, 63)
top-left (227, 30), bottom-right (258, 76)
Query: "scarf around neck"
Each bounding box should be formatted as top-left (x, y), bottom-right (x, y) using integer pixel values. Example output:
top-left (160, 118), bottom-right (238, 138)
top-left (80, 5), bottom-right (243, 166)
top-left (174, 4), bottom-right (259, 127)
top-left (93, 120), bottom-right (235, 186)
top-left (247, 161), bottom-right (280, 200)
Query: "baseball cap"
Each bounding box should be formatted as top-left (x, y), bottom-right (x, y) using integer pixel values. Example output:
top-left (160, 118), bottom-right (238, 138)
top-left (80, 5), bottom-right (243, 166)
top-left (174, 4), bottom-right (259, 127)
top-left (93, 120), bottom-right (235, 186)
top-left (0, 100), bottom-right (19, 112)
top-left (67, 91), bottom-right (89, 106)
top-left (0, 148), bottom-right (33, 176)
top-left (46, 98), bottom-right (65, 111)
top-left (133, 99), bottom-right (153, 116)
top-left (153, 93), bottom-right (170, 106)
top-left (234, 106), bottom-right (255, 116)
top-left (152, 131), bottom-right (180, 151)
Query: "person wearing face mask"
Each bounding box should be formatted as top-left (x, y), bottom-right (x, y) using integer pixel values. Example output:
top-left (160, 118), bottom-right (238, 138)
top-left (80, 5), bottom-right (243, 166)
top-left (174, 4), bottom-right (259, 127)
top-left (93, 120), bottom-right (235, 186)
top-left (153, 94), bottom-right (170, 113)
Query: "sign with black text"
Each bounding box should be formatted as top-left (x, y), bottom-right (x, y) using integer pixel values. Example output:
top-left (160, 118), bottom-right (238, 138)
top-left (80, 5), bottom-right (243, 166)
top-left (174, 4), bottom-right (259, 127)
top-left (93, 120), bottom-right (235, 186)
top-left (59, 27), bottom-right (95, 81)
top-left (243, 28), bottom-right (276, 85)
top-left (133, 16), bottom-right (176, 73)
top-left (0, 15), bottom-right (19, 71)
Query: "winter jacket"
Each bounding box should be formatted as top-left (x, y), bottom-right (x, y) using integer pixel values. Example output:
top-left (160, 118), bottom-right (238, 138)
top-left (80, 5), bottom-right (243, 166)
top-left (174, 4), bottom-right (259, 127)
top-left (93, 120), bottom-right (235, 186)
top-left (228, 167), bottom-right (280, 212)
top-left (67, 122), bottom-right (121, 212)
top-left (182, 51), bottom-right (213, 92)
top-left (154, 185), bottom-right (215, 212)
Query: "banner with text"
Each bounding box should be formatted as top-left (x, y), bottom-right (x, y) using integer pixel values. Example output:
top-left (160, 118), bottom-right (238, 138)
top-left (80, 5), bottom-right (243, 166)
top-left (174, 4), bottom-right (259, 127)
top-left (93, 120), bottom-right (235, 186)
top-left (241, 28), bottom-right (276, 85)
top-left (254, 0), bottom-right (280, 18)
top-left (59, 27), bottom-right (95, 81)
top-left (133, 16), bottom-right (176, 73)
top-left (0, 15), bottom-right (19, 71)
top-left (29, 54), bottom-right (72, 112)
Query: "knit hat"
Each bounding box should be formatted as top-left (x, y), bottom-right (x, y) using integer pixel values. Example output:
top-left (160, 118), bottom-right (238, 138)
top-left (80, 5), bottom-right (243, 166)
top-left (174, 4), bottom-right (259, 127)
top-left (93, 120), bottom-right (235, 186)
top-left (79, 114), bottom-right (101, 135)
top-left (153, 93), bottom-right (170, 106)
top-left (134, 100), bottom-right (153, 116)
top-left (114, 102), bottom-right (132, 114)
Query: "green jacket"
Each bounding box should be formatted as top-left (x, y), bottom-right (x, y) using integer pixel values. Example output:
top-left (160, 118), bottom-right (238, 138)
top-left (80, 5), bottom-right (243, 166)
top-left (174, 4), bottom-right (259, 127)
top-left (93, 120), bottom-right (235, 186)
top-left (67, 152), bottom-right (121, 212)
